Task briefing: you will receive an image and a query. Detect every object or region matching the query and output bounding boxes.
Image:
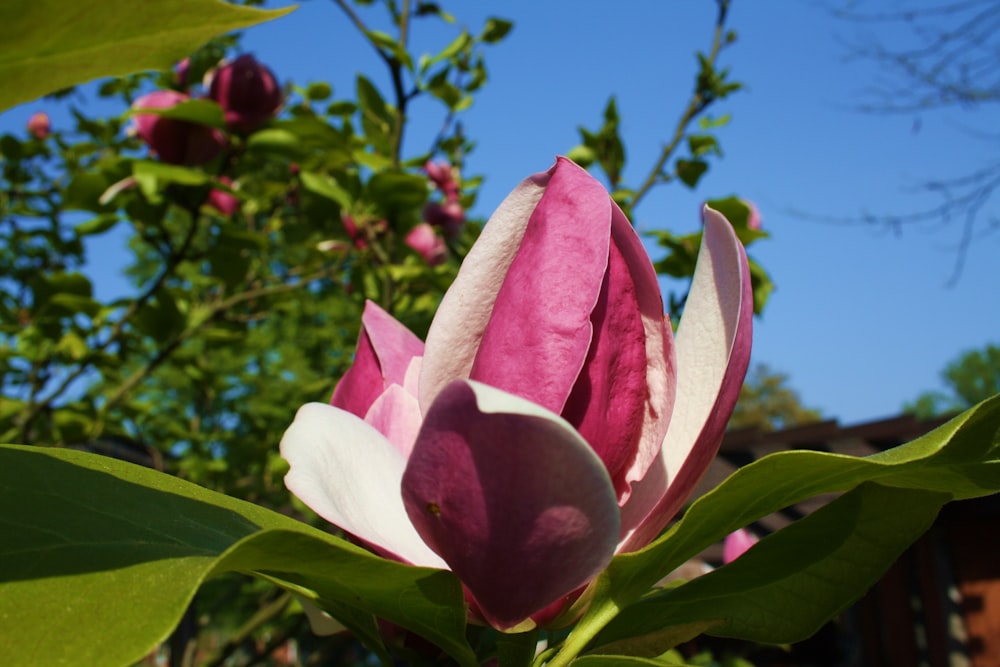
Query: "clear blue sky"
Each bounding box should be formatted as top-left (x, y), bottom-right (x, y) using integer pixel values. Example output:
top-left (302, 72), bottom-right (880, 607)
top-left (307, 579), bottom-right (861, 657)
top-left (3, 1), bottom-right (996, 425)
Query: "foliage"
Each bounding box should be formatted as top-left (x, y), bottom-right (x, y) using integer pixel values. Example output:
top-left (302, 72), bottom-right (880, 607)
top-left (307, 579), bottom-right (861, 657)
top-left (2, 392), bottom-right (998, 665)
top-left (0, 0), bottom-right (293, 113)
top-left (5, 1), bottom-right (995, 667)
top-left (905, 342), bottom-right (1000, 419)
top-left (0, 0), bottom-right (777, 663)
top-left (729, 363), bottom-right (823, 432)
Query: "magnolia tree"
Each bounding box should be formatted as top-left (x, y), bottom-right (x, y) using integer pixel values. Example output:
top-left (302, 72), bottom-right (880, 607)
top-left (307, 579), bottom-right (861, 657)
top-left (1, 1), bottom-right (999, 667)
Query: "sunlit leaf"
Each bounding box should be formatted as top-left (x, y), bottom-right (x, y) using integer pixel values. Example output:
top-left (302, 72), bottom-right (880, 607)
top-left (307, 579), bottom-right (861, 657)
top-left (0, 0), bottom-right (295, 112)
top-left (0, 445), bottom-right (476, 667)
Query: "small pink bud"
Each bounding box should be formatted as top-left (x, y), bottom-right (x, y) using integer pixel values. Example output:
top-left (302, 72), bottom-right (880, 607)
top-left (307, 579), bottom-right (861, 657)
top-left (406, 223), bottom-right (447, 266)
top-left (341, 215), bottom-right (368, 249)
top-left (206, 177), bottom-right (240, 216)
top-left (27, 112), bottom-right (50, 140)
top-left (746, 201), bottom-right (762, 231)
top-left (132, 90), bottom-right (225, 165)
top-left (423, 200), bottom-right (465, 238)
top-left (424, 160), bottom-right (460, 199)
top-left (208, 54), bottom-right (282, 134)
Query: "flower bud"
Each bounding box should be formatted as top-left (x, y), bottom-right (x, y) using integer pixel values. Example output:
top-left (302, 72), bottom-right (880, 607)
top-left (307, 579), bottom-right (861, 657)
top-left (207, 55), bottom-right (282, 134)
top-left (27, 112), bottom-right (50, 140)
top-left (423, 200), bottom-right (465, 238)
top-left (424, 160), bottom-right (460, 200)
top-left (406, 223), bottom-right (447, 266)
top-left (206, 177), bottom-right (240, 216)
top-left (132, 90), bottom-right (225, 165)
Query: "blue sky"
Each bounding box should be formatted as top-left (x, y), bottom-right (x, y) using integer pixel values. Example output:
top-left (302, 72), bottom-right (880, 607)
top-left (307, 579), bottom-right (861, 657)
top-left (3, 1), bottom-right (996, 425)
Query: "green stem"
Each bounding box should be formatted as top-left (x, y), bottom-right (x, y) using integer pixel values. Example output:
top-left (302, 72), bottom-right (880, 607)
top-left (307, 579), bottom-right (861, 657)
top-left (539, 602), bottom-right (620, 667)
top-left (630, 0), bottom-right (731, 211)
top-left (497, 628), bottom-right (541, 667)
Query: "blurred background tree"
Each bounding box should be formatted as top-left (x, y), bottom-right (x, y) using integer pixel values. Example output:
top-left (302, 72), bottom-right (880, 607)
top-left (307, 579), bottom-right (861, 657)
top-left (728, 363), bottom-right (823, 431)
top-left (905, 342), bottom-right (1000, 418)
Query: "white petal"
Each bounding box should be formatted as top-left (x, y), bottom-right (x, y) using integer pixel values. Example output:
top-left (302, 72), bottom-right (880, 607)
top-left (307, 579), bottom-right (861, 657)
top-left (280, 402), bottom-right (447, 569)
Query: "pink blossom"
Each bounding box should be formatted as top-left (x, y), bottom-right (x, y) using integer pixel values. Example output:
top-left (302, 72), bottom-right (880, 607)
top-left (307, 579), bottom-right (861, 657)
top-left (27, 112), bottom-right (50, 140)
top-left (131, 90), bottom-right (225, 165)
top-left (207, 55), bottom-right (282, 134)
top-left (405, 223), bottom-right (448, 266)
top-left (206, 177), bottom-right (240, 216)
top-left (424, 160), bottom-right (460, 200)
top-left (281, 157), bottom-right (752, 630)
top-left (423, 200), bottom-right (465, 238)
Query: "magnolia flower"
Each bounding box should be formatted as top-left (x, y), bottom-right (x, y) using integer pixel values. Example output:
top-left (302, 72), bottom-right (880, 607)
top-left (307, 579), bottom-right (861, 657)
top-left (281, 157), bottom-right (752, 630)
top-left (131, 90), bottom-right (225, 165)
top-left (207, 54), bottom-right (282, 133)
top-left (423, 200), bottom-right (465, 238)
top-left (405, 222), bottom-right (448, 266)
top-left (27, 111), bottom-right (50, 140)
top-left (206, 177), bottom-right (240, 216)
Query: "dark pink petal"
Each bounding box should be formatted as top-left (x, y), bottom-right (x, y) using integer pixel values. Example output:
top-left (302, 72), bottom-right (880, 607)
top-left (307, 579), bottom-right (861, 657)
top-left (281, 403), bottom-right (446, 569)
top-left (402, 380), bottom-right (620, 630)
top-left (331, 301), bottom-right (424, 418)
top-left (619, 206), bottom-right (752, 551)
top-left (609, 204), bottom-right (676, 495)
top-left (469, 157), bottom-right (611, 415)
top-left (420, 168), bottom-right (550, 411)
top-left (561, 234), bottom-right (647, 497)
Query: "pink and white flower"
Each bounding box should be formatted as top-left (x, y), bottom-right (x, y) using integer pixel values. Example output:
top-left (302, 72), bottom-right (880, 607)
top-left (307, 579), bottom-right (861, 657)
top-left (281, 157), bottom-right (752, 630)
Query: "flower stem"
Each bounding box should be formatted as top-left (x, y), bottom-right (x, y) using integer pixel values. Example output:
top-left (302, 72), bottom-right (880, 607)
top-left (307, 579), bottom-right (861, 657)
top-left (497, 628), bottom-right (540, 667)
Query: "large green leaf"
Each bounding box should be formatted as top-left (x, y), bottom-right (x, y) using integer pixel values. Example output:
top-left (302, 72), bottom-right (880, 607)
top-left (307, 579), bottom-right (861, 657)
top-left (560, 394), bottom-right (1000, 660)
top-left (0, 0), bottom-right (295, 113)
top-left (590, 483), bottom-right (949, 655)
top-left (0, 445), bottom-right (475, 667)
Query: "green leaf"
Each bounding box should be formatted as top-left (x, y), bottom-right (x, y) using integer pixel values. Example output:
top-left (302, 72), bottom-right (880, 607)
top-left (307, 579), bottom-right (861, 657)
top-left (0, 445), bottom-right (476, 667)
top-left (675, 159), bottom-right (708, 189)
top-left (568, 395), bottom-right (1000, 655)
top-left (306, 81), bottom-right (333, 101)
top-left (368, 171), bottom-right (429, 218)
top-left (357, 74), bottom-right (396, 152)
top-left (573, 655), bottom-right (690, 667)
top-left (300, 170), bottom-right (352, 208)
top-left (425, 30), bottom-right (470, 67)
top-left (73, 214), bottom-right (120, 236)
top-left (592, 483), bottom-right (948, 655)
top-left (686, 134), bottom-right (719, 158)
top-left (123, 98), bottom-right (226, 129)
top-left (479, 17), bottom-right (513, 44)
top-left (748, 257), bottom-right (773, 316)
top-left (0, 0), bottom-right (295, 113)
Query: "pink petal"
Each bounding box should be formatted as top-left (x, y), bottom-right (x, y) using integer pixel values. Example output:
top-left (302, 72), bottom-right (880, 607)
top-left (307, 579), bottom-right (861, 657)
top-left (419, 167), bottom-right (549, 412)
top-left (364, 382), bottom-right (423, 458)
top-left (469, 157), bottom-right (611, 415)
top-left (610, 203), bottom-right (676, 496)
top-left (723, 528), bottom-right (758, 564)
top-left (561, 230), bottom-right (647, 497)
top-left (331, 301), bottom-right (424, 417)
top-left (402, 380), bottom-right (620, 630)
top-left (619, 206), bottom-right (753, 551)
top-left (281, 402), bottom-right (446, 569)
